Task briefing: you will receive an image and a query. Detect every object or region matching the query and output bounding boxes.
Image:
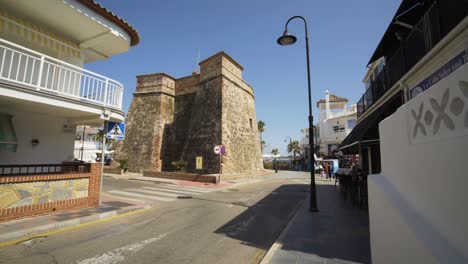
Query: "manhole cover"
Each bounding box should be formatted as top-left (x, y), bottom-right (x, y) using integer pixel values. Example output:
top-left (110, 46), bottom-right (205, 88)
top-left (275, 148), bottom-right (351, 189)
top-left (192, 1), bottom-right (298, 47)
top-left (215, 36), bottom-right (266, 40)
top-left (177, 196), bottom-right (192, 199)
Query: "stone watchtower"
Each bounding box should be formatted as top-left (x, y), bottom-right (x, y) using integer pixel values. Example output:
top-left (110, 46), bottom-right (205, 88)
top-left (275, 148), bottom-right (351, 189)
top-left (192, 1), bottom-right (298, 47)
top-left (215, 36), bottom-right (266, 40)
top-left (119, 51), bottom-right (263, 176)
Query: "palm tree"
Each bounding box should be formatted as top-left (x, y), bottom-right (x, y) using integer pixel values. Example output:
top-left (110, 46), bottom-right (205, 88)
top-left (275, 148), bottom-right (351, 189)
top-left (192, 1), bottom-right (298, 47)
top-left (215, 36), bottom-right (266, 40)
top-left (287, 140), bottom-right (302, 157)
top-left (271, 148), bottom-right (279, 155)
top-left (94, 129), bottom-right (104, 150)
top-left (257, 120), bottom-right (266, 152)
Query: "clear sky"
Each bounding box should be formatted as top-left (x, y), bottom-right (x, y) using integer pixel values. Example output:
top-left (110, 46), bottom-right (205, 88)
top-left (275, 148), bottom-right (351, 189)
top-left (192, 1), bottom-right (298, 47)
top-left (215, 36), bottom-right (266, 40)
top-left (85, 0), bottom-right (401, 155)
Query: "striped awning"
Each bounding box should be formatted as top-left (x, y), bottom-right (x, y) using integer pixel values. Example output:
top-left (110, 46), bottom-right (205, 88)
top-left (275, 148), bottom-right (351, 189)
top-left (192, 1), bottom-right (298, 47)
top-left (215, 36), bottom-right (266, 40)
top-left (0, 10), bottom-right (81, 59)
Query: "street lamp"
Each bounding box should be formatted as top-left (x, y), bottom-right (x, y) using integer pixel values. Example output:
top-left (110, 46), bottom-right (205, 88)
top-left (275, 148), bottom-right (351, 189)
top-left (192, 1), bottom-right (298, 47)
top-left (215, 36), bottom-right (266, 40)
top-left (277, 16), bottom-right (318, 212)
top-left (284, 136), bottom-right (293, 169)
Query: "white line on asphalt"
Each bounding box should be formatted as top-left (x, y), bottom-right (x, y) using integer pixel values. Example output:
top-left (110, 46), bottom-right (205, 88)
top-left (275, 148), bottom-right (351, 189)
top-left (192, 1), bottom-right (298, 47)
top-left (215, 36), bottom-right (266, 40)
top-left (142, 186), bottom-right (208, 195)
top-left (103, 193), bottom-right (148, 204)
top-left (294, 179), bottom-right (309, 184)
top-left (77, 233), bottom-right (167, 264)
top-left (129, 189), bottom-right (190, 198)
top-left (154, 185), bottom-right (213, 192)
top-left (108, 190), bottom-right (175, 202)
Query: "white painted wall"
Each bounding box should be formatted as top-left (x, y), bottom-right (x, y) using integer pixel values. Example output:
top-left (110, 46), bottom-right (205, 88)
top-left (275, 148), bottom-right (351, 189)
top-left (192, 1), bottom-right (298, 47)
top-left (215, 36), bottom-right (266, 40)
top-left (0, 108), bottom-right (75, 165)
top-left (368, 56), bottom-right (468, 263)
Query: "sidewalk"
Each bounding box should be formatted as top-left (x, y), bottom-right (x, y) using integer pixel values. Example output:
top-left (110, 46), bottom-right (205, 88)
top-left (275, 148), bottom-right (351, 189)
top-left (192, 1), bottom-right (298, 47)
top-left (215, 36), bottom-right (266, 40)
top-left (262, 181), bottom-right (371, 264)
top-left (103, 171), bottom-right (270, 189)
top-left (0, 193), bottom-right (151, 246)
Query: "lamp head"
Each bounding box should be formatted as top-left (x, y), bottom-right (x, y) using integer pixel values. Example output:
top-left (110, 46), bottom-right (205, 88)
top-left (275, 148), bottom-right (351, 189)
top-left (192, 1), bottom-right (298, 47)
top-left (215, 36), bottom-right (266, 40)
top-left (277, 30), bottom-right (297, 46)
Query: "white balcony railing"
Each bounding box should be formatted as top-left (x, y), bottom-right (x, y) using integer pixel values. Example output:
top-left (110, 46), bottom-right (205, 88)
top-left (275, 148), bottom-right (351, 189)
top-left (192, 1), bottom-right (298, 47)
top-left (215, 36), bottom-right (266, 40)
top-left (0, 38), bottom-right (123, 109)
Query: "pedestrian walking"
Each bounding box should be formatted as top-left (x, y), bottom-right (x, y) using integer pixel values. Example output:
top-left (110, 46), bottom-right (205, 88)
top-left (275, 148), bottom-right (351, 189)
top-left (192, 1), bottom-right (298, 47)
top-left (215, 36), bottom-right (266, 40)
top-left (328, 162), bottom-right (333, 179)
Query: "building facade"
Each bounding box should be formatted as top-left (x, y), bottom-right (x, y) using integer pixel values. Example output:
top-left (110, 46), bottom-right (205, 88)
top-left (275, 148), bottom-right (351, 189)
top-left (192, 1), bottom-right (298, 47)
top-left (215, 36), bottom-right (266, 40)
top-left (119, 51), bottom-right (263, 175)
top-left (316, 91), bottom-right (357, 156)
top-left (339, 0), bottom-right (468, 262)
top-left (0, 0), bottom-right (138, 221)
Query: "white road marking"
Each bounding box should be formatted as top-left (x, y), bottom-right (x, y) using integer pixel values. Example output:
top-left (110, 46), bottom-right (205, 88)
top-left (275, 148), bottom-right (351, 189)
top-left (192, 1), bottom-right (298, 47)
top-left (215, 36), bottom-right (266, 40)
top-left (76, 233), bottom-right (167, 264)
top-left (294, 179), bottom-right (309, 184)
top-left (142, 186), bottom-right (206, 195)
top-left (153, 185), bottom-right (213, 193)
top-left (108, 190), bottom-right (175, 202)
top-left (129, 189), bottom-right (189, 198)
top-left (103, 193), bottom-right (147, 204)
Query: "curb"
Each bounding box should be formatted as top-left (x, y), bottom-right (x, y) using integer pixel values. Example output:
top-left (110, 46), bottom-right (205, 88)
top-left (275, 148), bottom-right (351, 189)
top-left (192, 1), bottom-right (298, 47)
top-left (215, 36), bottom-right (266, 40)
top-left (259, 197), bottom-right (306, 264)
top-left (0, 205), bottom-right (151, 247)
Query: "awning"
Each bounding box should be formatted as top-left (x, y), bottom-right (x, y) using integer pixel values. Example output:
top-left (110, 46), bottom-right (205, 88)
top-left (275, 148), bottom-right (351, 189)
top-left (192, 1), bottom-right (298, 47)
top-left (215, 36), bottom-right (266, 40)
top-left (0, 113), bottom-right (17, 152)
top-left (0, 11), bottom-right (81, 58)
top-left (337, 93), bottom-right (401, 154)
top-left (367, 0), bottom-right (428, 65)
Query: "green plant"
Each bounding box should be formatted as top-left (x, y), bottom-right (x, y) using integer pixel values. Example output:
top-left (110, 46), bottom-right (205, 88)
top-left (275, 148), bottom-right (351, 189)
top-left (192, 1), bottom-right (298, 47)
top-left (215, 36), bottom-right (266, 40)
top-left (271, 148), bottom-right (279, 155)
top-left (117, 158), bottom-right (128, 170)
top-left (171, 160), bottom-right (188, 171)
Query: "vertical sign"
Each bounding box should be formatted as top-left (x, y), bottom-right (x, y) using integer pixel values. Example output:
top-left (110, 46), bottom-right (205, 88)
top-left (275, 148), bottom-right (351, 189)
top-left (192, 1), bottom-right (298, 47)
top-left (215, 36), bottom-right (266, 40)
top-left (196, 156), bottom-right (203, 170)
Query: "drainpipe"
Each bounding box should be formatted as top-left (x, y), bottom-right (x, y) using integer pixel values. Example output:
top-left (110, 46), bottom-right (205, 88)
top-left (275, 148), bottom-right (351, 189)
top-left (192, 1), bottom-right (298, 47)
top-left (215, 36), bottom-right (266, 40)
top-left (80, 126), bottom-right (86, 161)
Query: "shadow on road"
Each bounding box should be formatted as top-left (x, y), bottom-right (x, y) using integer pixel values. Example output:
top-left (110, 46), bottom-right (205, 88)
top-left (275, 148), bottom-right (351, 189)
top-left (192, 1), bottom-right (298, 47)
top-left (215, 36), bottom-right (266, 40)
top-left (215, 183), bottom-right (371, 263)
top-left (214, 184), bottom-right (308, 250)
top-left (279, 184), bottom-right (371, 263)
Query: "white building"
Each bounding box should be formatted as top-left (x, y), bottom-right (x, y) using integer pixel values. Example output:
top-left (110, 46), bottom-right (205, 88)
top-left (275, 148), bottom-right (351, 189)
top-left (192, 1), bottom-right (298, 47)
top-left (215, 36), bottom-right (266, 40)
top-left (0, 0), bottom-right (139, 165)
top-left (316, 91), bottom-right (357, 156)
top-left (339, 0), bottom-right (468, 262)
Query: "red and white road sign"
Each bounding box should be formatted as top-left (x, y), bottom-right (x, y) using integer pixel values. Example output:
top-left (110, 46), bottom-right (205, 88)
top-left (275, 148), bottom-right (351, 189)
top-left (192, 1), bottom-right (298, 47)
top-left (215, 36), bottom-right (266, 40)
top-left (214, 145), bottom-right (221, 154)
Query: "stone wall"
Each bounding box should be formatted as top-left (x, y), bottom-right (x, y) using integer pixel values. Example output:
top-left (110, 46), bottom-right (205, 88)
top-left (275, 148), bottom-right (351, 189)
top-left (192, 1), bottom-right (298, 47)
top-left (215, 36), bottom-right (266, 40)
top-left (120, 51), bottom-right (263, 176)
top-left (221, 76), bottom-right (263, 173)
top-left (0, 178), bottom-right (89, 209)
top-left (0, 163), bottom-right (101, 222)
top-left (120, 73), bottom-right (175, 172)
top-left (179, 76), bottom-right (223, 174)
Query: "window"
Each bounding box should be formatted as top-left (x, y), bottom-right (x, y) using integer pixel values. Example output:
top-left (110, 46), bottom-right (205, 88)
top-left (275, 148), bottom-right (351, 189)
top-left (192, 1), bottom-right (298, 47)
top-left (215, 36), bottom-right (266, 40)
top-left (249, 118), bottom-right (253, 129)
top-left (0, 113), bottom-right (17, 152)
top-left (348, 119), bottom-right (356, 129)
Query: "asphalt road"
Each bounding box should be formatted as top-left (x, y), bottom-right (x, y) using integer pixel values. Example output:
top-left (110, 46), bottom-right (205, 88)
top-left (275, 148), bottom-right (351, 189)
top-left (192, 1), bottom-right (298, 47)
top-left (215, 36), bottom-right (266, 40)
top-left (0, 173), bottom-right (309, 264)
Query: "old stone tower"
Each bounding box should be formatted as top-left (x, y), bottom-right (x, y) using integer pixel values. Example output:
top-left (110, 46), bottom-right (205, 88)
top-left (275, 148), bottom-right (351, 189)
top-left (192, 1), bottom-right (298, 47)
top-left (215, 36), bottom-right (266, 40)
top-left (119, 51), bottom-right (263, 175)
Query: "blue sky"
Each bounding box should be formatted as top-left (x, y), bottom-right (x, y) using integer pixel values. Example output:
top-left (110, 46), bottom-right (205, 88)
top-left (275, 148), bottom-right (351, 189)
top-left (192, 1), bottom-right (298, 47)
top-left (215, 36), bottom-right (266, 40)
top-left (86, 0), bottom-right (401, 155)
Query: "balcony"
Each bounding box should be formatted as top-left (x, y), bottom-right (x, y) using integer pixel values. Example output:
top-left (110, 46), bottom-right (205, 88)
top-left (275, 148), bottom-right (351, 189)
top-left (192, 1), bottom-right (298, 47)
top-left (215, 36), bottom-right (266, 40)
top-left (357, 0), bottom-right (466, 119)
top-left (0, 38), bottom-right (123, 110)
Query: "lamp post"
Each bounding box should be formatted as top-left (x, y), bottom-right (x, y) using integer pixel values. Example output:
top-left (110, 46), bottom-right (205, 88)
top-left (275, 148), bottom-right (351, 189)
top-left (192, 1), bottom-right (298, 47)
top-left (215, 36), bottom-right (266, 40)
top-left (277, 16), bottom-right (318, 212)
top-left (284, 136), bottom-right (293, 169)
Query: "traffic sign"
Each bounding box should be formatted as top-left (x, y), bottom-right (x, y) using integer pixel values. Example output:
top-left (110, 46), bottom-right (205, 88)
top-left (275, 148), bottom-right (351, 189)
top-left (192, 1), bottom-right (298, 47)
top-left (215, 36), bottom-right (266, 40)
top-left (214, 145), bottom-right (221, 154)
top-left (220, 145), bottom-right (226, 154)
top-left (196, 156), bottom-right (203, 169)
top-left (106, 122), bottom-right (125, 140)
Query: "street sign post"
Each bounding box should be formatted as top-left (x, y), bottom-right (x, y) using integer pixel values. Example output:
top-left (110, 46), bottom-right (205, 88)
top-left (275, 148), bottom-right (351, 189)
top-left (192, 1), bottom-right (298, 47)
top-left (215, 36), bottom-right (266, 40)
top-left (214, 145), bottom-right (226, 183)
top-left (106, 122), bottom-right (125, 140)
top-left (214, 145), bottom-right (221, 154)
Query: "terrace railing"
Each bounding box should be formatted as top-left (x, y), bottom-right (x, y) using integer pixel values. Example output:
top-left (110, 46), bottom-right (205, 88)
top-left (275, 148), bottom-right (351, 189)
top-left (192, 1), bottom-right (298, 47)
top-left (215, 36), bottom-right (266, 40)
top-left (357, 0), bottom-right (466, 118)
top-left (0, 38), bottom-right (123, 110)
